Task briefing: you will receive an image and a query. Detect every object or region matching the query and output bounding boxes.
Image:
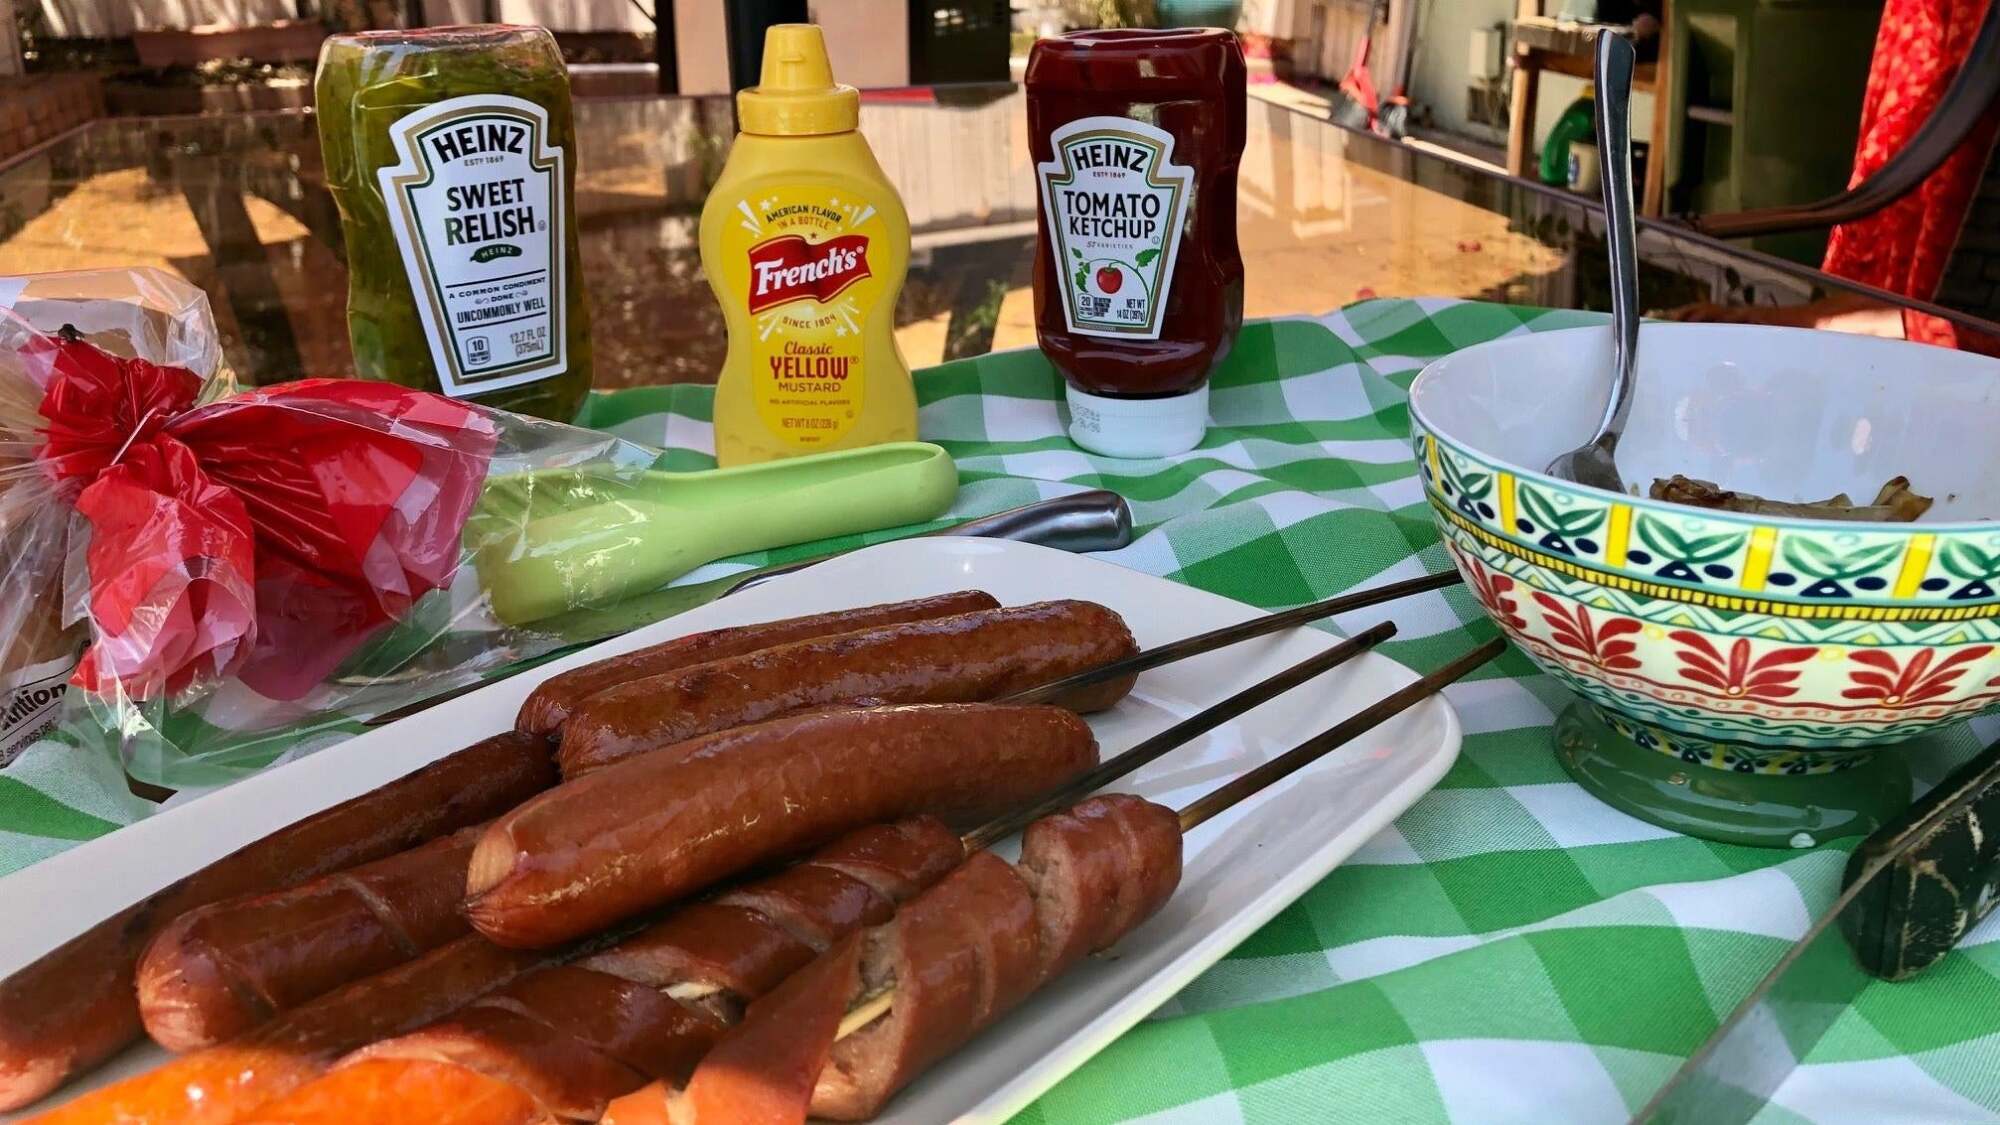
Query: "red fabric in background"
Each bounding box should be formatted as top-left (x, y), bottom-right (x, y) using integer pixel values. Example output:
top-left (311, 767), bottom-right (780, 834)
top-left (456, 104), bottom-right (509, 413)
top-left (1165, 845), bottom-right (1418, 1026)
top-left (1821, 0), bottom-right (2000, 350)
top-left (34, 336), bottom-right (498, 702)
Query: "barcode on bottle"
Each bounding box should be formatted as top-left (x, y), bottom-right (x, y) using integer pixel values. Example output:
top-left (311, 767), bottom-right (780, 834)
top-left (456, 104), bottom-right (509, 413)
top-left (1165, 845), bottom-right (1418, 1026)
top-left (456, 303), bottom-right (521, 325)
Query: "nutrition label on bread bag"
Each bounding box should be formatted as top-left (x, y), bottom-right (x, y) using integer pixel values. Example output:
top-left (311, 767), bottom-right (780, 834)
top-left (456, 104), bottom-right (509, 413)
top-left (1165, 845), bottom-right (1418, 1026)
top-left (0, 656), bottom-right (72, 768)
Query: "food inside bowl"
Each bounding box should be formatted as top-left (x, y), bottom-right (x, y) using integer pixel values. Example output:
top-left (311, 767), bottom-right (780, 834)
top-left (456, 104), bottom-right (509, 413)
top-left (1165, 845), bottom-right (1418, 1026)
top-left (1648, 475), bottom-right (1933, 522)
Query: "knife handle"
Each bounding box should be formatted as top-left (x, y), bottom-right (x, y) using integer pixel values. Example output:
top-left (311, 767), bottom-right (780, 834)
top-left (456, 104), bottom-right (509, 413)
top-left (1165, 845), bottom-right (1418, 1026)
top-left (730, 491), bottom-right (1134, 595)
top-left (1840, 739), bottom-right (2000, 981)
top-left (919, 489), bottom-right (1132, 554)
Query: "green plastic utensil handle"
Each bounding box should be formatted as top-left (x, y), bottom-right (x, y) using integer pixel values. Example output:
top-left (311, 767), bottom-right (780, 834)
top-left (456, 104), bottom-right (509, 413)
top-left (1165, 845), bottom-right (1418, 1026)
top-left (475, 442), bottom-right (958, 625)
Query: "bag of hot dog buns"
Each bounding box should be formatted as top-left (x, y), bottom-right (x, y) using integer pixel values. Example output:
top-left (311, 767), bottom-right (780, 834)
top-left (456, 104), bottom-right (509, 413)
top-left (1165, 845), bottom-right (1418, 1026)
top-left (0, 268), bottom-right (667, 837)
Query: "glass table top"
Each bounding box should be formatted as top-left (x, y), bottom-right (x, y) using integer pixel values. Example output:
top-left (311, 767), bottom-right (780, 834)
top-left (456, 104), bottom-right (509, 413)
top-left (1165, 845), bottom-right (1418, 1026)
top-left (3, 85), bottom-right (1988, 389)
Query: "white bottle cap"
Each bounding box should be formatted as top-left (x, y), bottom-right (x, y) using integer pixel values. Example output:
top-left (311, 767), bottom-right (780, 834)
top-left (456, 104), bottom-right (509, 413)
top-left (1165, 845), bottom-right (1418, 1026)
top-left (1064, 383), bottom-right (1210, 459)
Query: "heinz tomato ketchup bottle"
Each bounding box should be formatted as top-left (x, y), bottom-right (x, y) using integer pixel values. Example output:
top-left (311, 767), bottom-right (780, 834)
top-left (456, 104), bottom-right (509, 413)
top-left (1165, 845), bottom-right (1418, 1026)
top-left (702, 24), bottom-right (917, 466)
top-left (1028, 29), bottom-right (1246, 459)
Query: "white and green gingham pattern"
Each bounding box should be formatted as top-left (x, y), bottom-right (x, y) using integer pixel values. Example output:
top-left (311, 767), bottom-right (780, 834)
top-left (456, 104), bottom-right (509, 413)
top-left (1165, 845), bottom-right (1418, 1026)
top-left (5, 299), bottom-right (1997, 1122)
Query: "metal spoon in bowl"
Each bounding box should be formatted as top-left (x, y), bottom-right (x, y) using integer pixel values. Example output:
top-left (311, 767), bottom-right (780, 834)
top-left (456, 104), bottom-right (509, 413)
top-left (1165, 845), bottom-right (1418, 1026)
top-left (1546, 30), bottom-right (1640, 494)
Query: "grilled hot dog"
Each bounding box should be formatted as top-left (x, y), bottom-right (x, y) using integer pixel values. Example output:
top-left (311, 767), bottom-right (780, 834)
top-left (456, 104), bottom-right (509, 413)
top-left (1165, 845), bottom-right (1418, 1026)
top-left (556, 600), bottom-right (1136, 777)
top-left (136, 822), bottom-right (491, 1051)
top-left (514, 592), bottom-right (999, 737)
top-left (466, 704), bottom-right (1097, 949)
top-left (0, 731), bottom-right (555, 1112)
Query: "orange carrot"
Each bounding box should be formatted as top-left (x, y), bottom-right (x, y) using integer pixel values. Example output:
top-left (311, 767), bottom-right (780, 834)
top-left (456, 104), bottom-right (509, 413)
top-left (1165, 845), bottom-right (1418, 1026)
top-left (599, 1081), bottom-right (674, 1125)
top-left (238, 1059), bottom-right (546, 1125)
top-left (23, 1044), bottom-right (325, 1125)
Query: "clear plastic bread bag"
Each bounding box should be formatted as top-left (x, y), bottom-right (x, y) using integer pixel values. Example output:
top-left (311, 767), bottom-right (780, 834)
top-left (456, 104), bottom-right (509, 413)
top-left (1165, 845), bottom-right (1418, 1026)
top-left (0, 267), bottom-right (664, 821)
top-left (0, 268), bottom-right (230, 775)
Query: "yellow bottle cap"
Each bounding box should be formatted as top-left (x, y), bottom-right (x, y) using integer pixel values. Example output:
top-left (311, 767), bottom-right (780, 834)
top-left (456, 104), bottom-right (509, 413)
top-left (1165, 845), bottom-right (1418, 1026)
top-left (737, 24), bottom-right (860, 136)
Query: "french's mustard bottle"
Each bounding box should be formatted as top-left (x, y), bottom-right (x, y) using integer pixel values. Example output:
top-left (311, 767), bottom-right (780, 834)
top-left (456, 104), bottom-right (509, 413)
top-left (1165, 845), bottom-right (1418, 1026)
top-left (701, 25), bottom-right (917, 466)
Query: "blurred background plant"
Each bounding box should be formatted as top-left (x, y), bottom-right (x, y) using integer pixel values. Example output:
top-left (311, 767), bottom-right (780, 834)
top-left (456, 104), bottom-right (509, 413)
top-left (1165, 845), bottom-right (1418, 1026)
top-left (1062, 0), bottom-right (1157, 28)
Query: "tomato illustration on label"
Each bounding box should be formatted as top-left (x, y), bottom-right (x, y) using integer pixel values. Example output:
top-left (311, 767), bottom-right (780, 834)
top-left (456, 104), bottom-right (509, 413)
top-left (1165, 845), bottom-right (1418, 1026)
top-left (1037, 116), bottom-right (1191, 341)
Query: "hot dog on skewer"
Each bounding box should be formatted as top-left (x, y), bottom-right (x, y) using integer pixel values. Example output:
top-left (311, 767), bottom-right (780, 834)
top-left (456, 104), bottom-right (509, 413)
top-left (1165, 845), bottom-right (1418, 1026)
top-left (515, 592), bottom-right (1000, 737)
top-left (466, 703), bottom-right (1100, 949)
top-left (21, 588), bottom-right (1439, 1121)
top-left (20, 707), bottom-right (1092, 1121)
top-left (555, 600), bottom-right (1137, 777)
top-left (170, 628), bottom-right (1405, 1122)
top-left (601, 795), bottom-right (1182, 1124)
top-left (224, 797), bottom-right (1172, 1125)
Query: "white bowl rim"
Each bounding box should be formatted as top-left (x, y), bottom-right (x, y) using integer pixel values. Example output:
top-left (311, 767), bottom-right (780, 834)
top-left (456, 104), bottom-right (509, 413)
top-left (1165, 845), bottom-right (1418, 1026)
top-left (1407, 322), bottom-right (2000, 535)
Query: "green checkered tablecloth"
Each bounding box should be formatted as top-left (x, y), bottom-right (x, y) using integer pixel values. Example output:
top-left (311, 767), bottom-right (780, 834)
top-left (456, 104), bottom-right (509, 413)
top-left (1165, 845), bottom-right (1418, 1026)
top-left (6, 299), bottom-right (1998, 1122)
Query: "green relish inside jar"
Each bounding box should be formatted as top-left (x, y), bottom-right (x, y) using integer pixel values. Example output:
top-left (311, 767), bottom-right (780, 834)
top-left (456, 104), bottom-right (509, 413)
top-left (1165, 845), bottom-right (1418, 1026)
top-left (315, 25), bottom-right (592, 422)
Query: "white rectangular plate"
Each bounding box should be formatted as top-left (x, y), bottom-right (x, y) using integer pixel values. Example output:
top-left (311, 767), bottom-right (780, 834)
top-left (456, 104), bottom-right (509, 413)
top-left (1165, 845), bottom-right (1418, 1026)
top-left (2, 538), bottom-right (1461, 1123)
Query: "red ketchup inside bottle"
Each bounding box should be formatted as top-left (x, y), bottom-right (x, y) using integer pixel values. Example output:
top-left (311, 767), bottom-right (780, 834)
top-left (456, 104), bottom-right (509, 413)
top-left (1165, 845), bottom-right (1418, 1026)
top-left (1028, 28), bottom-right (1246, 459)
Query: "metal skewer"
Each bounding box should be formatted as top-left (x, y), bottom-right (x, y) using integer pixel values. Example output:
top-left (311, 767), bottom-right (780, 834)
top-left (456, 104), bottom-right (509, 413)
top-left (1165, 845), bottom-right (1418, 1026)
top-left (963, 620), bottom-right (1398, 850)
top-left (839, 635), bottom-right (1508, 1042)
top-left (1177, 636), bottom-right (1506, 831)
top-left (1003, 571), bottom-right (1461, 706)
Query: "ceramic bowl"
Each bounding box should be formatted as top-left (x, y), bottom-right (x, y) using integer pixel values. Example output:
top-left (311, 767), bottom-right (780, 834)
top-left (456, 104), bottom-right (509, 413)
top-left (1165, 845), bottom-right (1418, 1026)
top-left (1409, 324), bottom-right (2000, 844)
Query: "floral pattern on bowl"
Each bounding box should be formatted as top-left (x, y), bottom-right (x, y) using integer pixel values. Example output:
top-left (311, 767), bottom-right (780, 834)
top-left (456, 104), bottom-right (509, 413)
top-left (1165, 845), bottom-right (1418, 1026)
top-left (1416, 428), bottom-right (2000, 776)
top-left (1421, 431), bottom-right (2000, 612)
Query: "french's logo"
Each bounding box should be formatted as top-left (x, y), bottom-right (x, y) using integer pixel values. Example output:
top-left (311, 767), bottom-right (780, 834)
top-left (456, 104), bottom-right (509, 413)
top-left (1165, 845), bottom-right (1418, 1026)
top-left (747, 234), bottom-right (872, 314)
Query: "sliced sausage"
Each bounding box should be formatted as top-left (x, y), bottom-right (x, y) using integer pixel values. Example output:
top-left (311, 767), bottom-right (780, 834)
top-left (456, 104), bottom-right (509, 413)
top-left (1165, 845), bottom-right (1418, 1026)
top-left (580, 903), bottom-right (815, 1020)
top-left (714, 866), bottom-right (893, 953)
top-left (473, 967), bottom-right (722, 1084)
top-left (556, 600), bottom-right (1136, 776)
top-left (575, 817), bottom-right (961, 1016)
top-left (811, 852), bottom-right (1042, 1121)
top-left (806, 817), bottom-right (966, 904)
top-left (342, 967), bottom-right (723, 1124)
top-left (515, 592), bottom-right (999, 736)
top-left (676, 796), bottom-right (1188, 1123)
top-left (1017, 794), bottom-right (1183, 982)
top-left (137, 822), bottom-right (488, 1051)
top-left (269, 819), bottom-right (963, 1122)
